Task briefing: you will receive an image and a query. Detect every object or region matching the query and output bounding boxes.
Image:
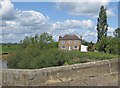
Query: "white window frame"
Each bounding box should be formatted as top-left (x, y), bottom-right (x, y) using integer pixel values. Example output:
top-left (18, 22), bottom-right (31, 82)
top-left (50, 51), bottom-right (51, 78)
top-left (61, 40), bottom-right (65, 44)
top-left (68, 40), bottom-right (72, 44)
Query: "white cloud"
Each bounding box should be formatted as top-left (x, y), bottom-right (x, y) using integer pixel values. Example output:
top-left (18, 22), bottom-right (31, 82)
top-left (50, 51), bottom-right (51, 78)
top-left (1, 1), bottom-right (50, 43)
top-left (0, 0), bottom-right (16, 20)
top-left (17, 10), bottom-right (49, 27)
top-left (84, 30), bottom-right (97, 37)
top-left (108, 27), bottom-right (115, 33)
top-left (107, 27), bottom-right (116, 36)
top-left (107, 9), bottom-right (115, 17)
top-left (56, 0), bottom-right (113, 18)
top-left (52, 19), bottom-right (94, 30)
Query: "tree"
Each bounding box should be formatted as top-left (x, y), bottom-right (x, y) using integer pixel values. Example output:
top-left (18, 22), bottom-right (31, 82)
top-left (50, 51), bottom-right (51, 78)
top-left (88, 41), bottom-right (95, 51)
top-left (97, 5), bottom-right (108, 42)
top-left (20, 36), bottom-right (31, 48)
top-left (81, 40), bottom-right (89, 46)
top-left (113, 28), bottom-right (120, 55)
top-left (20, 32), bottom-right (56, 49)
top-left (96, 36), bottom-right (109, 53)
top-left (105, 37), bottom-right (118, 54)
top-left (114, 28), bottom-right (120, 39)
top-left (39, 32), bottom-right (53, 44)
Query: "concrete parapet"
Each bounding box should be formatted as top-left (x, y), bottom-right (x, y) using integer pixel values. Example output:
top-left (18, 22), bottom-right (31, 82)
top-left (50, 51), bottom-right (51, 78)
top-left (2, 59), bottom-right (119, 86)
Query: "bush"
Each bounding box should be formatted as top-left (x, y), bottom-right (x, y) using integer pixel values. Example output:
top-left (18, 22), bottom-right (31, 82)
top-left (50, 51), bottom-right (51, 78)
top-left (96, 36), bottom-right (119, 55)
top-left (7, 46), bottom-right (117, 69)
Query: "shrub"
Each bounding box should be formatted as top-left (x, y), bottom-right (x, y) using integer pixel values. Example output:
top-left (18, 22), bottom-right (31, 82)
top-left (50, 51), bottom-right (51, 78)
top-left (7, 47), bottom-right (118, 69)
top-left (63, 62), bottom-right (69, 65)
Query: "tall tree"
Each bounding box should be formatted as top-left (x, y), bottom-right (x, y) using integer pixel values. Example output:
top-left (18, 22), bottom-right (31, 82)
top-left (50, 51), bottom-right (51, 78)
top-left (97, 5), bottom-right (108, 42)
top-left (114, 28), bottom-right (120, 39)
top-left (113, 28), bottom-right (120, 55)
top-left (39, 32), bottom-right (53, 44)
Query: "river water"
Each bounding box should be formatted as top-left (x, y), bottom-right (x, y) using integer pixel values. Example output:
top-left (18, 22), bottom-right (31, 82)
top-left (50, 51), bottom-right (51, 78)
top-left (0, 60), bottom-right (7, 69)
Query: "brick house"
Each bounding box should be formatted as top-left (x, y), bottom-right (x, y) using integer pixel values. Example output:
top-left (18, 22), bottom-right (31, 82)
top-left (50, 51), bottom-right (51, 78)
top-left (58, 34), bottom-right (82, 50)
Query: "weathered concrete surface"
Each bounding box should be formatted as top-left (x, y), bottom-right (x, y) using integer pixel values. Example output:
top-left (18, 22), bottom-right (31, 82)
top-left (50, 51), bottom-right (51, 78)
top-left (0, 60), bottom-right (2, 88)
top-left (2, 59), bottom-right (119, 86)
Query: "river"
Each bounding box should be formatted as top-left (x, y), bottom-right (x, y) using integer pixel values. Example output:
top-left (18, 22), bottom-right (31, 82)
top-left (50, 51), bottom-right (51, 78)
top-left (0, 60), bottom-right (7, 69)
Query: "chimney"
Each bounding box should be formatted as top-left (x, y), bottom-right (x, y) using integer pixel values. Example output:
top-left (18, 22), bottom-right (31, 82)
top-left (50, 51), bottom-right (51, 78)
top-left (80, 36), bottom-right (82, 40)
top-left (59, 36), bottom-right (62, 39)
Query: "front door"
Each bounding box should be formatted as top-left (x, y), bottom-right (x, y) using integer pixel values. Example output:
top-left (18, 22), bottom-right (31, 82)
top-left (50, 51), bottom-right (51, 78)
top-left (68, 46), bottom-right (71, 50)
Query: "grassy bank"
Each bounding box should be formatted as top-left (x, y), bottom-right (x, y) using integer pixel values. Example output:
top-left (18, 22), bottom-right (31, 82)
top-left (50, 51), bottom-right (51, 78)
top-left (1, 44), bottom-right (20, 54)
top-left (0, 44), bottom-right (20, 60)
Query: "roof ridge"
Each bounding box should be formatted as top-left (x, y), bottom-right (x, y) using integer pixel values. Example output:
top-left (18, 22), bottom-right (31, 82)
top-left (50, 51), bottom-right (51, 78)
top-left (59, 34), bottom-right (81, 40)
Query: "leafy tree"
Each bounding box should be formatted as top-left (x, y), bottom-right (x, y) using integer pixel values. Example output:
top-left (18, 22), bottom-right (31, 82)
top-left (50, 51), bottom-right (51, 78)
top-left (97, 5), bottom-right (108, 42)
top-left (113, 28), bottom-right (120, 55)
top-left (39, 32), bottom-right (53, 44)
top-left (96, 36), bottom-right (118, 54)
top-left (114, 28), bottom-right (120, 39)
top-left (20, 36), bottom-right (31, 48)
top-left (20, 32), bottom-right (55, 49)
top-left (88, 41), bottom-right (95, 51)
top-left (105, 37), bottom-right (118, 54)
top-left (81, 40), bottom-right (89, 46)
top-left (96, 36), bottom-right (109, 53)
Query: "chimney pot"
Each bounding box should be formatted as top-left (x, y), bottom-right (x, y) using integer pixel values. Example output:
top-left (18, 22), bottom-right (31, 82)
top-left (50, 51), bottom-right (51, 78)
top-left (59, 36), bottom-right (62, 39)
top-left (80, 36), bottom-right (82, 40)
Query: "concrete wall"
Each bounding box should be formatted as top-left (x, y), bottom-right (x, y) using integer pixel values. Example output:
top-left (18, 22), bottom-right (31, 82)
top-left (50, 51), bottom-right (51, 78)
top-left (2, 59), bottom-right (118, 86)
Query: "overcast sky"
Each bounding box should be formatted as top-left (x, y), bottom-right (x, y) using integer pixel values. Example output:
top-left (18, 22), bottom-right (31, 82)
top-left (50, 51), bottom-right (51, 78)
top-left (0, 0), bottom-right (118, 43)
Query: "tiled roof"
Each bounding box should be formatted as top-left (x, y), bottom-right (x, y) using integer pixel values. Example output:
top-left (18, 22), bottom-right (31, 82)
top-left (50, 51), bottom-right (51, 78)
top-left (59, 34), bottom-right (81, 40)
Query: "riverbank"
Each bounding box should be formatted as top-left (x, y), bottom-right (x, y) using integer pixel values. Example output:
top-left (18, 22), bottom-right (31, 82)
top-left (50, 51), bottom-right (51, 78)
top-left (0, 53), bottom-right (14, 60)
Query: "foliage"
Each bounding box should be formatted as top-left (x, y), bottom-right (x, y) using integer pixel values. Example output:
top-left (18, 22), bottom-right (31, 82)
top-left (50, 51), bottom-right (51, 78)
top-left (113, 28), bottom-right (120, 55)
top-left (7, 47), bottom-right (117, 69)
top-left (81, 40), bottom-right (95, 52)
top-left (105, 38), bottom-right (118, 54)
top-left (1, 44), bottom-right (20, 54)
top-left (97, 5), bottom-right (108, 42)
top-left (114, 28), bottom-right (120, 39)
top-left (96, 6), bottom-right (119, 54)
top-left (81, 40), bottom-right (89, 46)
top-left (6, 32), bottom-right (118, 69)
top-left (63, 61), bottom-right (69, 65)
top-left (96, 36), bottom-right (118, 54)
top-left (87, 41), bottom-right (95, 52)
top-left (96, 36), bottom-right (109, 53)
top-left (20, 32), bottom-right (57, 49)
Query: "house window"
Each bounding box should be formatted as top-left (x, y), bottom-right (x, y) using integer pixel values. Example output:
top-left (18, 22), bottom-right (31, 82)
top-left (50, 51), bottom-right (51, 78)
top-left (75, 40), bottom-right (78, 44)
top-left (74, 46), bottom-right (78, 48)
top-left (68, 40), bottom-right (72, 44)
top-left (62, 46), bottom-right (65, 49)
top-left (61, 40), bottom-right (65, 44)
